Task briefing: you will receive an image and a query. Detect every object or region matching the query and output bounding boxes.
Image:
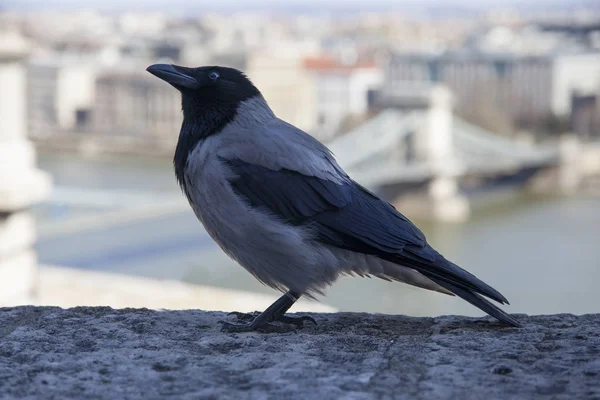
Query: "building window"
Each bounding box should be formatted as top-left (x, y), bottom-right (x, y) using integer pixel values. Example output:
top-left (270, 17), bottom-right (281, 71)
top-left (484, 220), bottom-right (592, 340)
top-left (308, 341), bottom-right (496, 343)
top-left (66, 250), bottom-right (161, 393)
top-left (318, 113), bottom-right (327, 126)
top-left (75, 108), bottom-right (91, 130)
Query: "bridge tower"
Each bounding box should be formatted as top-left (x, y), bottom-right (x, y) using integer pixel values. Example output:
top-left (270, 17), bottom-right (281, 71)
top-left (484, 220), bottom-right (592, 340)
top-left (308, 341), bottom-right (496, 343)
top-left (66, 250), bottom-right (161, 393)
top-left (0, 30), bottom-right (52, 305)
top-left (417, 86), bottom-right (469, 222)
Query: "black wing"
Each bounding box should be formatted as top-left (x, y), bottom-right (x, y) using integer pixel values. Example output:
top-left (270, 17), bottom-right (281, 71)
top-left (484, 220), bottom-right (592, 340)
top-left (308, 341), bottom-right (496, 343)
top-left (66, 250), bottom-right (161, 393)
top-left (224, 158), bottom-right (519, 327)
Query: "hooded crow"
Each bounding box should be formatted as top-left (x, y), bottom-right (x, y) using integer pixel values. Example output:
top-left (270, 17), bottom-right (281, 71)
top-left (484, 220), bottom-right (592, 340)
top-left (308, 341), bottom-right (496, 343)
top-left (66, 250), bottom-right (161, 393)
top-left (147, 63), bottom-right (520, 332)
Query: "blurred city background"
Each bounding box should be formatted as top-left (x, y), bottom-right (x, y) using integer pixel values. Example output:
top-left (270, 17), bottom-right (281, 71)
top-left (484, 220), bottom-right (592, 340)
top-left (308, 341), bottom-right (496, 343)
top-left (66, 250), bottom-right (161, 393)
top-left (1, 0), bottom-right (599, 319)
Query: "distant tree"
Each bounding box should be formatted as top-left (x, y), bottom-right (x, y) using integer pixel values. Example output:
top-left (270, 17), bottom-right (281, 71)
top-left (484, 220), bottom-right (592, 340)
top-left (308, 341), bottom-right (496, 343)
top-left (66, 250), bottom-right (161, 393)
top-left (516, 112), bottom-right (570, 139)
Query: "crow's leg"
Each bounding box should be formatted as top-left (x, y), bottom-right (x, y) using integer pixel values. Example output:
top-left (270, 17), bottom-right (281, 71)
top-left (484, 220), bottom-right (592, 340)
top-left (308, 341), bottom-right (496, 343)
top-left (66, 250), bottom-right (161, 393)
top-left (220, 291), bottom-right (316, 333)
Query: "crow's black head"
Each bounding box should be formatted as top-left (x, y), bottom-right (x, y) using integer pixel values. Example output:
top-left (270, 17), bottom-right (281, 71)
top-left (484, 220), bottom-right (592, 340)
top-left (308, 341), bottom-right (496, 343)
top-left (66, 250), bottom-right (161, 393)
top-left (147, 64), bottom-right (264, 191)
top-left (147, 64), bottom-right (261, 122)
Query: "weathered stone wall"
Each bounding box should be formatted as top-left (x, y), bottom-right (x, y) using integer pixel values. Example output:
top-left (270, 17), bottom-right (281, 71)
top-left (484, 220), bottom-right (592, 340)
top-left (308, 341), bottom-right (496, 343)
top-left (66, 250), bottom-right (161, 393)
top-left (0, 307), bottom-right (598, 399)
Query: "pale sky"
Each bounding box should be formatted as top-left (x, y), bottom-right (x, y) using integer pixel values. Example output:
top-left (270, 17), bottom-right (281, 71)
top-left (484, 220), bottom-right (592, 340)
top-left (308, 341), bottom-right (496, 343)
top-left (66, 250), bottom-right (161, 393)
top-left (3, 0), bottom-right (584, 14)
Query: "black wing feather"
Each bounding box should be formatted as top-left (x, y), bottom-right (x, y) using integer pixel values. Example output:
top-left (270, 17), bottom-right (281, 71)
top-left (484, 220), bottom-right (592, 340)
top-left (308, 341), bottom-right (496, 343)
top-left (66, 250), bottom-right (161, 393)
top-left (224, 158), bottom-right (518, 326)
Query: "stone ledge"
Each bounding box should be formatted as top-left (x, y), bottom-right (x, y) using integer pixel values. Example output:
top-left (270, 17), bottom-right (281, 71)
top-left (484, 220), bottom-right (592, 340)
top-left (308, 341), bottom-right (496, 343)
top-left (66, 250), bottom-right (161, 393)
top-left (0, 307), bottom-right (598, 399)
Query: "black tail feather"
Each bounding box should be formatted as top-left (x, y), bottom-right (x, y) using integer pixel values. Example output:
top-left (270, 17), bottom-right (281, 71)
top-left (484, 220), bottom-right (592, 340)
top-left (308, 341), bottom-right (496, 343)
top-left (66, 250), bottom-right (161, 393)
top-left (392, 253), bottom-right (510, 305)
top-left (425, 275), bottom-right (521, 327)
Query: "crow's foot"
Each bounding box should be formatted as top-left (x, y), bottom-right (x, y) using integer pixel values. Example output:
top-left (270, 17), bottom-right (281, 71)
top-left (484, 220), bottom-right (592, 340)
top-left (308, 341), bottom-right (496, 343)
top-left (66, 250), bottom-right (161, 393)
top-left (227, 311), bottom-right (259, 322)
top-left (219, 290), bottom-right (314, 333)
top-left (218, 320), bottom-right (297, 333)
top-left (276, 315), bottom-right (317, 327)
top-left (227, 311), bottom-right (316, 327)
top-left (219, 311), bottom-right (316, 333)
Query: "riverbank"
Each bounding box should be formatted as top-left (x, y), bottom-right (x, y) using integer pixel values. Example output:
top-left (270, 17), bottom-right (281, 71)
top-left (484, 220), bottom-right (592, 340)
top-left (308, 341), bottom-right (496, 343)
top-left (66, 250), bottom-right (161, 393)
top-left (32, 133), bottom-right (176, 158)
top-left (0, 307), bottom-right (598, 399)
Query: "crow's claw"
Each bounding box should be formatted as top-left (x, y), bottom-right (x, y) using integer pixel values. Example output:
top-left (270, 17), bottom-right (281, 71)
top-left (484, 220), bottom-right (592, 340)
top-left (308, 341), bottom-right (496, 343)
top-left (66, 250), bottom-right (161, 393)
top-left (227, 311), bottom-right (259, 322)
top-left (218, 320), bottom-right (297, 334)
top-left (277, 315), bottom-right (317, 327)
top-left (226, 311), bottom-right (316, 328)
top-left (220, 291), bottom-right (313, 334)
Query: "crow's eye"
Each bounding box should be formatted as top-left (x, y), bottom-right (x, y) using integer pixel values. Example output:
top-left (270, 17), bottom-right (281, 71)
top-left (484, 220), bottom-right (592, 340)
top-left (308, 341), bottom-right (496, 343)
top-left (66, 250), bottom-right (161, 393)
top-left (208, 71), bottom-right (220, 81)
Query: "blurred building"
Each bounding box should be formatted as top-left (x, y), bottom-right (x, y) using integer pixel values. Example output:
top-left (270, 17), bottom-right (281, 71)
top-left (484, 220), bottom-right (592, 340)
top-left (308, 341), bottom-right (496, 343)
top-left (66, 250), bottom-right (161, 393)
top-left (246, 50), bottom-right (319, 134)
top-left (571, 92), bottom-right (600, 141)
top-left (14, 9), bottom-right (600, 144)
top-left (387, 51), bottom-right (600, 133)
top-left (93, 67), bottom-right (181, 137)
top-left (535, 20), bottom-right (600, 51)
top-left (27, 58), bottom-right (96, 136)
top-left (304, 56), bottom-right (383, 141)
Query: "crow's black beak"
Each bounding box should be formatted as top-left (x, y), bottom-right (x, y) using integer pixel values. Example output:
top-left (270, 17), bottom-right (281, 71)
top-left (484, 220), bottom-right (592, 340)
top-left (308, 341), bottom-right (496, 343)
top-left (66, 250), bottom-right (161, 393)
top-left (146, 64), bottom-right (200, 90)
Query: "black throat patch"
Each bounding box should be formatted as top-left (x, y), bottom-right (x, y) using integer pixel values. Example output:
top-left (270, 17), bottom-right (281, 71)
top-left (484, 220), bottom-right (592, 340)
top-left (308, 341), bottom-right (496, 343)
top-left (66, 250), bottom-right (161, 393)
top-left (172, 71), bottom-right (261, 196)
top-left (173, 107), bottom-right (236, 195)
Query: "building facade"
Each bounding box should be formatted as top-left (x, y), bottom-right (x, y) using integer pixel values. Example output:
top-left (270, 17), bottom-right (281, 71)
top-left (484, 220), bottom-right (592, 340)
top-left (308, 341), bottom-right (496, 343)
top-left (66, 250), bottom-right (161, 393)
top-left (27, 59), bottom-right (96, 136)
top-left (387, 52), bottom-right (600, 127)
top-left (93, 68), bottom-right (181, 137)
top-left (304, 56), bottom-right (384, 141)
top-left (246, 50), bottom-right (319, 134)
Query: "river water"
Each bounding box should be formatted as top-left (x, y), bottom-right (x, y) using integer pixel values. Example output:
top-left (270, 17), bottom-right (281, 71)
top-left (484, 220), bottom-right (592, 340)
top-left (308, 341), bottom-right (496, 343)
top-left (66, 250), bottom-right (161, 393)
top-left (35, 150), bottom-right (600, 318)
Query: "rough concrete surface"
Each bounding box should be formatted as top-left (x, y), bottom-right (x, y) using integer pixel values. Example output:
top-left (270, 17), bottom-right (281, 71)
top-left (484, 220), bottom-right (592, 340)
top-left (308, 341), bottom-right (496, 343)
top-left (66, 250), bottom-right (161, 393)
top-left (0, 307), bottom-right (598, 400)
